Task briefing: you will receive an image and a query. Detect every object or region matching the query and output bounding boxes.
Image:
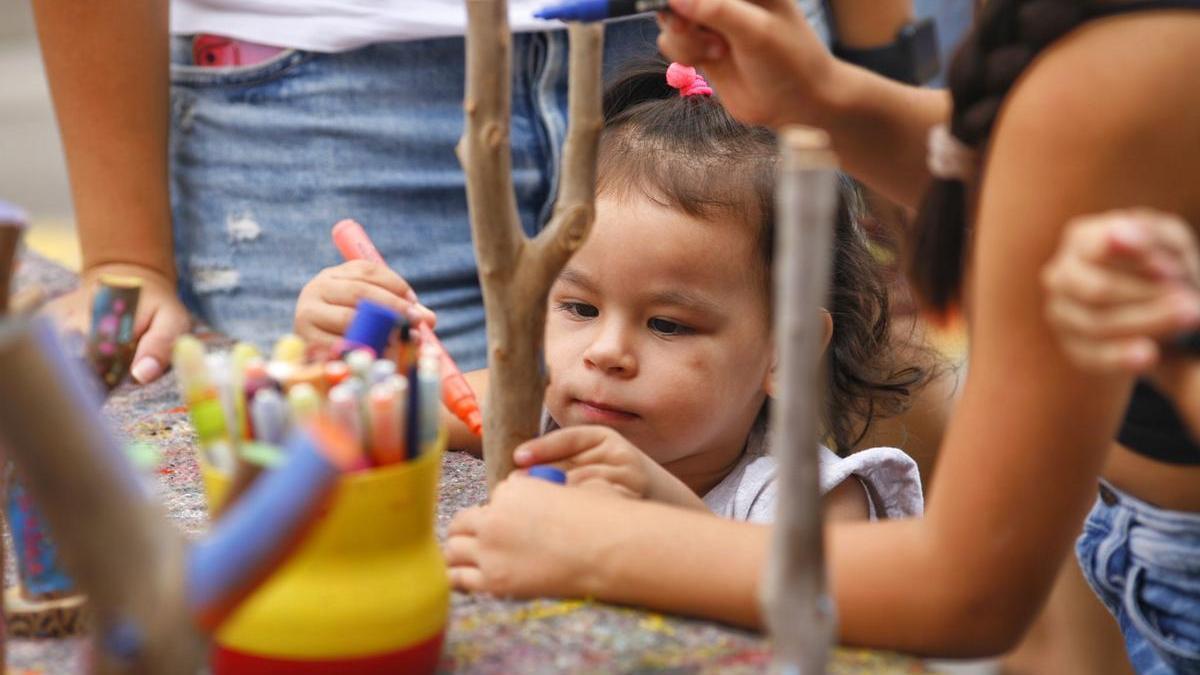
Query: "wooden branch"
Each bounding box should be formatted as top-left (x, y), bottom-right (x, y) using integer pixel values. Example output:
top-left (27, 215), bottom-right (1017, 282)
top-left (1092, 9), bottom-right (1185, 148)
top-left (0, 206), bottom-right (26, 315)
top-left (0, 318), bottom-right (204, 674)
top-left (459, 0), bottom-right (605, 489)
top-left (762, 127), bottom-right (839, 673)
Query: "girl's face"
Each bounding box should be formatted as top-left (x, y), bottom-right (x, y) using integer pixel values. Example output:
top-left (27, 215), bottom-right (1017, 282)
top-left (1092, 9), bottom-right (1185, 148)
top-left (544, 194), bottom-right (775, 485)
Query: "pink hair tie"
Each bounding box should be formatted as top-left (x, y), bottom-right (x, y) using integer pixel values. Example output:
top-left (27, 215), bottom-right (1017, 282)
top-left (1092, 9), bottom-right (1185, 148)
top-left (666, 63), bottom-right (713, 98)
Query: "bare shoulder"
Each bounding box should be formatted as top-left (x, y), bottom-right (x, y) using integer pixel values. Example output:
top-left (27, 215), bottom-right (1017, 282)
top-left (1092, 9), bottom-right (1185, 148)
top-left (998, 11), bottom-right (1200, 176)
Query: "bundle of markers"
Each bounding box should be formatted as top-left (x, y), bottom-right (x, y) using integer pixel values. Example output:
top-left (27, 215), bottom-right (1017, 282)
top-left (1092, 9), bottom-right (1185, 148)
top-left (174, 299), bottom-right (445, 475)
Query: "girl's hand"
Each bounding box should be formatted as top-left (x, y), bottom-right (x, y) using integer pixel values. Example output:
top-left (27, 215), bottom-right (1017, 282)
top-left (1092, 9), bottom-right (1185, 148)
top-left (41, 263), bottom-right (191, 384)
top-left (1041, 209), bottom-right (1200, 374)
top-left (293, 260), bottom-right (435, 347)
top-left (445, 475), bottom-right (627, 598)
top-left (656, 0), bottom-right (838, 130)
top-left (512, 426), bottom-right (708, 511)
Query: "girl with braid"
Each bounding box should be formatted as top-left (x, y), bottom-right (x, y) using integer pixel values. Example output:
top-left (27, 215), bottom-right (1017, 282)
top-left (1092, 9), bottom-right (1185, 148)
top-left (649, 0), bottom-right (1200, 671)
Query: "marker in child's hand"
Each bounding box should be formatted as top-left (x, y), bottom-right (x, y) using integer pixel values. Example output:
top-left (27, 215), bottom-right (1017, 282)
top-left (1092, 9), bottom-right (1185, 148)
top-left (534, 0), bottom-right (670, 22)
top-left (528, 465), bottom-right (567, 485)
top-left (331, 219), bottom-right (483, 437)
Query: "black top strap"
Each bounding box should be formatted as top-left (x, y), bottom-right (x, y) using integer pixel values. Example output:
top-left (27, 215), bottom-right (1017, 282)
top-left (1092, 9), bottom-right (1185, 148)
top-left (1087, 0), bottom-right (1200, 20)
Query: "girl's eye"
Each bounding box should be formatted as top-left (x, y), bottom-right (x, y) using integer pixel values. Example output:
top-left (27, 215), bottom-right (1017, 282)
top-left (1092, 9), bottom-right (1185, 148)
top-left (648, 317), bottom-right (694, 336)
top-left (557, 301), bottom-right (598, 319)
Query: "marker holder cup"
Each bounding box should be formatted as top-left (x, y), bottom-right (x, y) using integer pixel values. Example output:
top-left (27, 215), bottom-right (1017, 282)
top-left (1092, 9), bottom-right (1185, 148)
top-left (201, 434), bottom-right (449, 675)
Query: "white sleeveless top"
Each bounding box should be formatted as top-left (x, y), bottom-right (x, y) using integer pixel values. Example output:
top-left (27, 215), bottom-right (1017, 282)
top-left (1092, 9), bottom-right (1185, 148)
top-left (170, 0), bottom-right (562, 52)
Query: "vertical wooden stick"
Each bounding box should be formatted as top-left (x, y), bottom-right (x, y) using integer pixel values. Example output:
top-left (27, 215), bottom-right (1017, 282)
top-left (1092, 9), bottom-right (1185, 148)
top-left (0, 203), bottom-right (20, 675)
top-left (0, 202), bottom-right (26, 316)
top-left (763, 127), bottom-right (839, 674)
top-left (0, 318), bottom-right (204, 674)
top-left (458, 0), bottom-right (604, 489)
top-left (88, 275), bottom-right (143, 390)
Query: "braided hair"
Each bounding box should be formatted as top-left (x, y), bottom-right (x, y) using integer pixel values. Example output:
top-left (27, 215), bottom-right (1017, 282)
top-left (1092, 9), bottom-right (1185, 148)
top-left (909, 1), bottom-right (1090, 313)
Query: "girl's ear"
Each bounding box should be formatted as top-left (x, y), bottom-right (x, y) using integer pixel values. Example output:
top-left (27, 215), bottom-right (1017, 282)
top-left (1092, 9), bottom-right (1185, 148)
top-left (763, 310), bottom-right (832, 398)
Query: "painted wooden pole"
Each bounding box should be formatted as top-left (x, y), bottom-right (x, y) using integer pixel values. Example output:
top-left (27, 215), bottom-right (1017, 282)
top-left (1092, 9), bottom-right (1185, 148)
top-left (458, 0), bottom-right (604, 489)
top-left (0, 318), bottom-right (203, 674)
top-left (763, 127), bottom-right (839, 674)
top-left (0, 200), bottom-right (24, 675)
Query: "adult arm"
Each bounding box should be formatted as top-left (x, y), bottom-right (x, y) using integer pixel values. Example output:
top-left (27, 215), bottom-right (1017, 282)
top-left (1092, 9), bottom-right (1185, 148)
top-left (657, 0), bottom-right (948, 207)
top-left (827, 0), bottom-right (914, 47)
top-left (32, 0), bottom-right (188, 382)
top-left (829, 15), bottom-right (1200, 655)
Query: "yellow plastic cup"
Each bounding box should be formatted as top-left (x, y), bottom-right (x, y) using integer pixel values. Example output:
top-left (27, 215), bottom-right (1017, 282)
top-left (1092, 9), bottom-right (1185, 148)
top-left (202, 436), bottom-right (449, 675)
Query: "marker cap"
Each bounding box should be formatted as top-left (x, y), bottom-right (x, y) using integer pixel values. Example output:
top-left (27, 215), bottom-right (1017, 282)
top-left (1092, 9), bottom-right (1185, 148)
top-left (528, 465), bottom-right (567, 485)
top-left (344, 300), bottom-right (398, 356)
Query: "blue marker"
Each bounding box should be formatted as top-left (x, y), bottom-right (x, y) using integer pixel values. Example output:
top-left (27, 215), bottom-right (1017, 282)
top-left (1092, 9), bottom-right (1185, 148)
top-left (343, 299), bottom-right (398, 357)
top-left (535, 0), bottom-right (670, 22)
top-left (528, 465), bottom-right (567, 485)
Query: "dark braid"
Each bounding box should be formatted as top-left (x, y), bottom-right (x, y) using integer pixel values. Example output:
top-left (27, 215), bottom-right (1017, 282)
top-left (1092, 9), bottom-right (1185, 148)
top-left (909, 0), bottom-right (1089, 313)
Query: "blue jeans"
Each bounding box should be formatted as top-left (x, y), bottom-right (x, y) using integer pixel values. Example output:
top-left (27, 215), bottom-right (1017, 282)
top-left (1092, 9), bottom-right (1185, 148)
top-left (168, 21), bottom-right (661, 370)
top-left (168, 4), bottom-right (827, 370)
top-left (1077, 481), bottom-right (1200, 674)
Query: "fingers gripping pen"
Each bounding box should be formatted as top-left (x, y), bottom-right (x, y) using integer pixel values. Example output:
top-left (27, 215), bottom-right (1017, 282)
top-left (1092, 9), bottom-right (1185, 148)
top-left (331, 219), bottom-right (484, 437)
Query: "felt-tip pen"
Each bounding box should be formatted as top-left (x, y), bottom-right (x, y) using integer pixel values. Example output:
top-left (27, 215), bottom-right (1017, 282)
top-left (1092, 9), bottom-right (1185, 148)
top-left (331, 218), bottom-right (483, 437)
top-left (535, 0), bottom-right (670, 22)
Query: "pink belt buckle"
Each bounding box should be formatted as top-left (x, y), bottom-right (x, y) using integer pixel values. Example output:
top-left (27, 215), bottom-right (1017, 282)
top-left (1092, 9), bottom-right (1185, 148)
top-left (193, 35), bottom-right (287, 67)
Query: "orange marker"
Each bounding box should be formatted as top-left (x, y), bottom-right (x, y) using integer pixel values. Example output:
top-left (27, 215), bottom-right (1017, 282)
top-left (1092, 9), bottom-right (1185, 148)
top-left (332, 219), bottom-right (483, 437)
top-left (367, 379), bottom-right (406, 465)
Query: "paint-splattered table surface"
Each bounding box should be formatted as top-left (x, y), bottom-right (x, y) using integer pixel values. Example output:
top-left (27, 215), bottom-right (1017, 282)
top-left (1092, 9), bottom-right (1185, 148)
top-left (5, 252), bottom-right (928, 674)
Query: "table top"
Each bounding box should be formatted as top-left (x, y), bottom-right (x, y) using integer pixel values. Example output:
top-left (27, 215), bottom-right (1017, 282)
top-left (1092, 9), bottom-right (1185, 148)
top-left (4, 252), bottom-right (927, 674)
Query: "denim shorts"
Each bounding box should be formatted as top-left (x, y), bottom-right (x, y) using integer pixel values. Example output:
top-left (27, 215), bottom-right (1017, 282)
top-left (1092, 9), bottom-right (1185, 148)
top-left (167, 4), bottom-right (827, 370)
top-left (1076, 481), bottom-right (1200, 674)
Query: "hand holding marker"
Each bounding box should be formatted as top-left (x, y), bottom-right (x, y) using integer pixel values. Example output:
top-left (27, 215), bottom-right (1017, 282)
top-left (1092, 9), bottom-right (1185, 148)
top-left (331, 219), bottom-right (483, 437)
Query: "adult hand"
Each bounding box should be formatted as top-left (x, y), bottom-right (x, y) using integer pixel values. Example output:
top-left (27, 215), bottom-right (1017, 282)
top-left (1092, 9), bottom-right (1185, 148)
top-left (294, 260), bottom-right (436, 347)
top-left (656, 0), bottom-right (838, 129)
top-left (41, 263), bottom-right (191, 384)
top-left (513, 425), bottom-right (708, 510)
top-left (1042, 209), bottom-right (1200, 374)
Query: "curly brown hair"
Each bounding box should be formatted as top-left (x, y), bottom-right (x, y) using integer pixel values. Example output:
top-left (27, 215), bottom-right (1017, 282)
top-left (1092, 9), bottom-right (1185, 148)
top-left (597, 57), bottom-right (930, 453)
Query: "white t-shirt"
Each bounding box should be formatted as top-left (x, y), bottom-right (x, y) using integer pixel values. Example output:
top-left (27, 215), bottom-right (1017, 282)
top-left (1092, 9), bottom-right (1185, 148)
top-left (701, 418), bottom-right (924, 524)
top-left (171, 0), bottom-right (563, 52)
top-left (541, 412), bottom-right (924, 525)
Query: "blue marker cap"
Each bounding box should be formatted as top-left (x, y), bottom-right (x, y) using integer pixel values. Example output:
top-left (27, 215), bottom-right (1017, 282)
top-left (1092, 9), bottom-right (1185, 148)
top-left (535, 0), bottom-right (609, 21)
top-left (344, 299), bottom-right (398, 356)
top-left (534, 0), bottom-right (669, 22)
top-left (528, 465), bottom-right (567, 485)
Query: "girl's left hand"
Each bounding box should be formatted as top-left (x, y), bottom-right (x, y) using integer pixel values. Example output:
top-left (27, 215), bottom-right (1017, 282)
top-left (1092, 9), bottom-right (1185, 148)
top-left (512, 426), bottom-right (708, 511)
top-left (445, 475), bottom-right (627, 597)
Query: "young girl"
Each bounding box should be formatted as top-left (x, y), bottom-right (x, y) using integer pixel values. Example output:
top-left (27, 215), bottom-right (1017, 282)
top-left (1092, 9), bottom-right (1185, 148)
top-left (651, 0), bottom-right (1200, 670)
top-left (295, 59), bottom-right (930, 530)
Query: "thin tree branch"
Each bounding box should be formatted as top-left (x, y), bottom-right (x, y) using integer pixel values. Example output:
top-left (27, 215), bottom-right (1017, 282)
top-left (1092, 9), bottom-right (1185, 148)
top-left (460, 3), bottom-right (604, 488)
top-left (763, 127), bottom-right (839, 674)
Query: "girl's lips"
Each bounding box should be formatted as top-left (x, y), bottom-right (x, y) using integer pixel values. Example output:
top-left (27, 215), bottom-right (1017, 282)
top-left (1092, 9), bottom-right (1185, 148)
top-left (573, 399), bottom-right (639, 423)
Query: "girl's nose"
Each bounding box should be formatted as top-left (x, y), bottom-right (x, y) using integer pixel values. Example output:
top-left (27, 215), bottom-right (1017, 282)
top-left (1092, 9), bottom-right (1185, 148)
top-left (582, 322), bottom-right (637, 377)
